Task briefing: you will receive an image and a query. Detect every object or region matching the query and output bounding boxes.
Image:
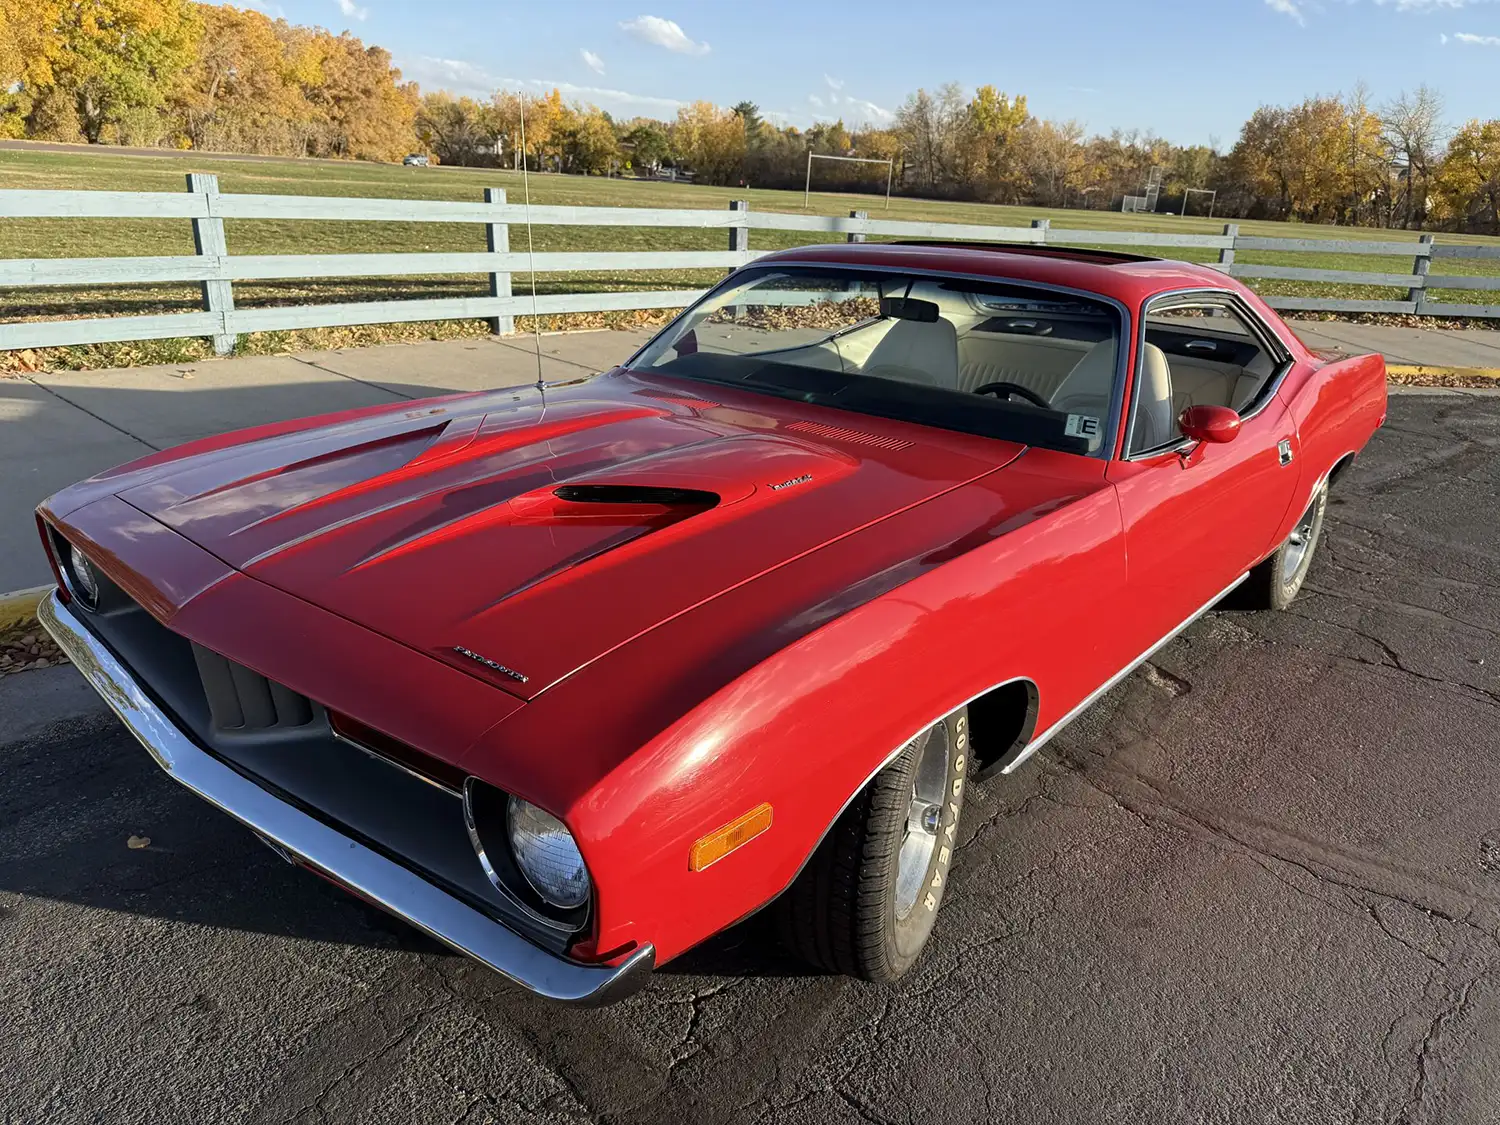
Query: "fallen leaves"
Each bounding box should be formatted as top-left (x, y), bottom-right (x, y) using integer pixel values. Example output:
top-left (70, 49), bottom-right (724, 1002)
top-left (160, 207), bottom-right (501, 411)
top-left (0, 627), bottom-right (68, 676)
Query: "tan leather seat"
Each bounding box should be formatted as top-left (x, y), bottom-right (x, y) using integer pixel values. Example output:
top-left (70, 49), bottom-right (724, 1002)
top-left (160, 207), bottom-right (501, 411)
top-left (1051, 341), bottom-right (1176, 453)
top-left (1051, 340), bottom-right (1117, 411)
top-left (1049, 340), bottom-right (1120, 453)
top-left (956, 335), bottom-right (1092, 396)
top-left (1128, 343), bottom-right (1178, 450)
top-left (1163, 358), bottom-right (1240, 411)
top-left (862, 318), bottom-right (960, 388)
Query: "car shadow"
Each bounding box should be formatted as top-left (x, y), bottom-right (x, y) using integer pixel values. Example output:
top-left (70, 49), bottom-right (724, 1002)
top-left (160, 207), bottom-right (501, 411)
top-left (0, 691), bottom-right (817, 985)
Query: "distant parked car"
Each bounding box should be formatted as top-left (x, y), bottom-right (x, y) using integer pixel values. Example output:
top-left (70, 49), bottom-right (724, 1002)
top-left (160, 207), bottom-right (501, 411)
top-left (35, 242), bottom-right (1387, 1005)
top-left (402, 154), bottom-right (430, 167)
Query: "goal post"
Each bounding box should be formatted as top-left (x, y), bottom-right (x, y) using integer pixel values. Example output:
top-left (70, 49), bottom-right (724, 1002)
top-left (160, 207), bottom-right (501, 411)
top-left (1181, 187), bottom-right (1217, 219)
top-left (803, 151), bottom-right (896, 210)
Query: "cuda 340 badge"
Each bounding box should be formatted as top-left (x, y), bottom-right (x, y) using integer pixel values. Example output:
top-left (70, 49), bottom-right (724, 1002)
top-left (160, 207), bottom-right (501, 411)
top-left (453, 646), bottom-right (529, 683)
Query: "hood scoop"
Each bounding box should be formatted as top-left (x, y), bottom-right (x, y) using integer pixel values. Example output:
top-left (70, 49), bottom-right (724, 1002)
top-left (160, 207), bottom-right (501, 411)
top-left (550, 484), bottom-right (719, 507)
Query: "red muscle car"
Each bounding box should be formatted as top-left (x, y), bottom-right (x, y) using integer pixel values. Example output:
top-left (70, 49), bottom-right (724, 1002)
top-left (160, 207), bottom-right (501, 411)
top-left (36, 242), bottom-right (1387, 1004)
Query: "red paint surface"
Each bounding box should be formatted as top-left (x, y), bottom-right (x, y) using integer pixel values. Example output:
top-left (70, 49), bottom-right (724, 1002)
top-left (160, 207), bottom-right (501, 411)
top-left (37, 246), bottom-right (1387, 966)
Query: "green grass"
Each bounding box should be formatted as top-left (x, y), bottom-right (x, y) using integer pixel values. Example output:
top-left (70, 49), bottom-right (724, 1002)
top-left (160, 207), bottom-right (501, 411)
top-left (2, 146), bottom-right (1498, 370)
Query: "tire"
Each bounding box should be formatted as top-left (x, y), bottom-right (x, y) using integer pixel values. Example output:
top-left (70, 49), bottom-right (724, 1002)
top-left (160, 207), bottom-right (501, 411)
top-left (777, 708), bottom-right (968, 982)
top-left (1243, 484), bottom-right (1328, 610)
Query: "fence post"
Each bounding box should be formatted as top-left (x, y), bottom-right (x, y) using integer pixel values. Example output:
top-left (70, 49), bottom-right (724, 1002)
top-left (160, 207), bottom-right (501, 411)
top-left (187, 173), bottom-right (234, 356)
top-left (1409, 233), bottom-right (1434, 313)
top-left (848, 210), bottom-right (868, 243)
top-left (1219, 223), bottom-right (1239, 269)
top-left (485, 188), bottom-right (514, 336)
top-left (728, 200), bottom-right (749, 320)
top-left (728, 199), bottom-right (749, 258)
top-left (1031, 217), bottom-right (1049, 244)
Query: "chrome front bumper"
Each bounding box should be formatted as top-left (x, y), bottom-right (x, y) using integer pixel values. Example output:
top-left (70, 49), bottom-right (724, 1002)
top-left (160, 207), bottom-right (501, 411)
top-left (38, 591), bottom-right (654, 1006)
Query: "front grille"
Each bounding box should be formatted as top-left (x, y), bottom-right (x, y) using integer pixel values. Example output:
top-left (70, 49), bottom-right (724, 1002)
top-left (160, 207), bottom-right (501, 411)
top-left (191, 643), bottom-right (314, 732)
top-left (52, 546), bottom-right (584, 953)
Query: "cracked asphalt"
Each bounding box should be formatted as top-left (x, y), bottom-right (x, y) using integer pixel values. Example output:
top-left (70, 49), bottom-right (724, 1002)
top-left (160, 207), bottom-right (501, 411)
top-left (3, 389), bottom-right (1499, 1124)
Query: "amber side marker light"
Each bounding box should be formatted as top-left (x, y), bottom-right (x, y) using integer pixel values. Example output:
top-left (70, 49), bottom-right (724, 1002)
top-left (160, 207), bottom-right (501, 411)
top-left (690, 803), bottom-right (773, 872)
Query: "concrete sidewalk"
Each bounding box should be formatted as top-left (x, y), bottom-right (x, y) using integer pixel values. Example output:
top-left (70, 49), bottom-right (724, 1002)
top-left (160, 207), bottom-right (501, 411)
top-left (2, 319), bottom-right (1497, 592)
top-left (1288, 319), bottom-right (1500, 368)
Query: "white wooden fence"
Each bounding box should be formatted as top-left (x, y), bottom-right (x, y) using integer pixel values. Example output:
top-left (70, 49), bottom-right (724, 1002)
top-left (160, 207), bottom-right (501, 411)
top-left (3, 174), bottom-right (1499, 356)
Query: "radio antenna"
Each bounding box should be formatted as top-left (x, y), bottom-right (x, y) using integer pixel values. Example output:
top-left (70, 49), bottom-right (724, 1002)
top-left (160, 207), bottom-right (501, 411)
top-left (516, 93), bottom-right (545, 394)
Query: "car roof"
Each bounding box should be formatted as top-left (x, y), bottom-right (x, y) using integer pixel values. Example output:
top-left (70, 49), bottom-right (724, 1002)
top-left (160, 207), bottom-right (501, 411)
top-left (752, 241), bottom-right (1238, 306)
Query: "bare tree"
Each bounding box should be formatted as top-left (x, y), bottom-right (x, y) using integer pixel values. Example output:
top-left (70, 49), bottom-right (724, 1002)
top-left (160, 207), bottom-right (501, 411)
top-left (1381, 85), bottom-right (1446, 229)
top-left (895, 83), bottom-right (967, 194)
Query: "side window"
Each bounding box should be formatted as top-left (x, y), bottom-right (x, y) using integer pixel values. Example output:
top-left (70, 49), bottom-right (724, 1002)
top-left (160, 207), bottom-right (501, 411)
top-left (1129, 298), bottom-right (1282, 455)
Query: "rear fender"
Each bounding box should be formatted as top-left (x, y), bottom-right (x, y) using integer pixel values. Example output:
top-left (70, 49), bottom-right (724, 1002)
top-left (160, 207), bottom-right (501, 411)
top-left (1270, 351), bottom-right (1386, 545)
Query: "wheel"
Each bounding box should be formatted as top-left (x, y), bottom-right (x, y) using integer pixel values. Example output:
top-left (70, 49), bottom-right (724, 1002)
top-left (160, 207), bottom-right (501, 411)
top-left (776, 708), bottom-right (968, 981)
top-left (1243, 484), bottom-right (1327, 610)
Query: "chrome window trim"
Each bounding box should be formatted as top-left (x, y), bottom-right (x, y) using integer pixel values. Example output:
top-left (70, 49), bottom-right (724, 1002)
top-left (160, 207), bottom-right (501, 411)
top-left (1124, 287), bottom-right (1295, 460)
top-left (38, 591), bottom-right (645, 1005)
top-left (622, 260), bottom-right (1135, 461)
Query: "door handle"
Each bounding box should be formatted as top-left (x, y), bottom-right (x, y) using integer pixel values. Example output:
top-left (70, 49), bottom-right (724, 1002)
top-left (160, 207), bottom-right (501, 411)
top-left (1185, 340), bottom-right (1218, 352)
top-left (1278, 439), bottom-right (1294, 466)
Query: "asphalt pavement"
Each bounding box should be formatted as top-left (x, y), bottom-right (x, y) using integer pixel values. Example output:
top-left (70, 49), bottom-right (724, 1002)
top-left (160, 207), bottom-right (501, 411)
top-left (2, 389), bottom-right (1499, 1124)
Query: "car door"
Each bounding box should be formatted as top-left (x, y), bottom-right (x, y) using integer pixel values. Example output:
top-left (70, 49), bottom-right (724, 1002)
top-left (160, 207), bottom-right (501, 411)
top-left (1106, 292), bottom-right (1302, 634)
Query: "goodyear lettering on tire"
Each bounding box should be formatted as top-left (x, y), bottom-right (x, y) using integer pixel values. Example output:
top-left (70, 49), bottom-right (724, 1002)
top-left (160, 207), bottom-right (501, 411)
top-left (924, 713), bottom-right (967, 913)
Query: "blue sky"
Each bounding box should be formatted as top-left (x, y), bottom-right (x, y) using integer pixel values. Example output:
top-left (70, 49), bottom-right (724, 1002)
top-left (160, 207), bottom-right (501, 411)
top-left (254, 0), bottom-right (1500, 146)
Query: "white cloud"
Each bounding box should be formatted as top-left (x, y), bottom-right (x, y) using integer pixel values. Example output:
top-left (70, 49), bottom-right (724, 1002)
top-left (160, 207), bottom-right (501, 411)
top-left (824, 74), bottom-right (844, 91)
top-left (400, 54), bottom-right (686, 115)
top-left (1263, 0), bottom-right (1305, 24)
top-left (619, 15), bottom-right (710, 55)
top-left (1376, 0), bottom-right (1500, 8)
top-left (841, 98), bottom-right (895, 124)
top-left (580, 48), bottom-right (605, 74)
top-left (808, 93), bottom-right (824, 108)
top-left (507, 78), bottom-right (683, 116)
top-left (401, 56), bottom-right (497, 97)
top-left (334, 0), bottom-right (367, 21)
top-left (1454, 29), bottom-right (1500, 40)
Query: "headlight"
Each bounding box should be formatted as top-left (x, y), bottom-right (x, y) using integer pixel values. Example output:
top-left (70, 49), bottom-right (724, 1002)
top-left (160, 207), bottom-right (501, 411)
top-left (68, 543), bottom-right (99, 607)
top-left (507, 797), bottom-right (590, 910)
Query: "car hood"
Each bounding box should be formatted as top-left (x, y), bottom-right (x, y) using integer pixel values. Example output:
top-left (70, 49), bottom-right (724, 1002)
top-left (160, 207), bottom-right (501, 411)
top-left (114, 373), bottom-right (1023, 699)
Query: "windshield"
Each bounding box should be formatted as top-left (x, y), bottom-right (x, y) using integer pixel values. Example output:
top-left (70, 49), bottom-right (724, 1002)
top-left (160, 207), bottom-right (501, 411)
top-left (626, 266), bottom-right (1122, 456)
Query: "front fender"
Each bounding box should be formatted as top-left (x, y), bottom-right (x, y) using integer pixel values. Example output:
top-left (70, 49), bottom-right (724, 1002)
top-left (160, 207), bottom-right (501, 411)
top-left (508, 456), bottom-right (1128, 966)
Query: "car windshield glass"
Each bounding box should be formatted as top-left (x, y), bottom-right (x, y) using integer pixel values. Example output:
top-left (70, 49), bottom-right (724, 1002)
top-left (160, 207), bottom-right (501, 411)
top-left (626, 266), bottom-right (1121, 455)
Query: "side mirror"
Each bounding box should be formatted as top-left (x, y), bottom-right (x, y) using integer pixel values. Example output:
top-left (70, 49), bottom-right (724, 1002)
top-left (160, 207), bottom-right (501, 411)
top-left (1179, 404), bottom-right (1241, 444)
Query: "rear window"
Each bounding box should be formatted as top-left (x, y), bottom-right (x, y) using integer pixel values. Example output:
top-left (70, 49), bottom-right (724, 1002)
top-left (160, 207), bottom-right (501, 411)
top-left (626, 266), bottom-right (1122, 455)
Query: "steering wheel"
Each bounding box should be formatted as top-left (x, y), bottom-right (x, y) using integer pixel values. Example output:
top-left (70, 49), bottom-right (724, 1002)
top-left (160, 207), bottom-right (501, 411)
top-left (971, 381), bottom-right (1051, 409)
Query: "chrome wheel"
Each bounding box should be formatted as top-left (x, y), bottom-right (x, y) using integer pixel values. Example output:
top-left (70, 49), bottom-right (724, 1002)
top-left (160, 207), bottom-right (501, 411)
top-left (894, 723), bottom-right (951, 920)
top-left (778, 707), bottom-right (968, 981)
top-left (1281, 496), bottom-right (1320, 585)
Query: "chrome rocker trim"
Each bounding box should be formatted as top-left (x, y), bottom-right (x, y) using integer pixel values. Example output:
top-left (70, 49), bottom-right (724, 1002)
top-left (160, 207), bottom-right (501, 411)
top-left (1001, 571), bottom-right (1249, 773)
top-left (38, 591), bottom-right (654, 1007)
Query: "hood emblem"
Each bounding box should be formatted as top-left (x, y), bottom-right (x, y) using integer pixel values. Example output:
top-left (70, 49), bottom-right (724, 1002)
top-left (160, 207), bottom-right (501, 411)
top-left (453, 646), bottom-right (528, 683)
top-left (768, 473), bottom-right (813, 492)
